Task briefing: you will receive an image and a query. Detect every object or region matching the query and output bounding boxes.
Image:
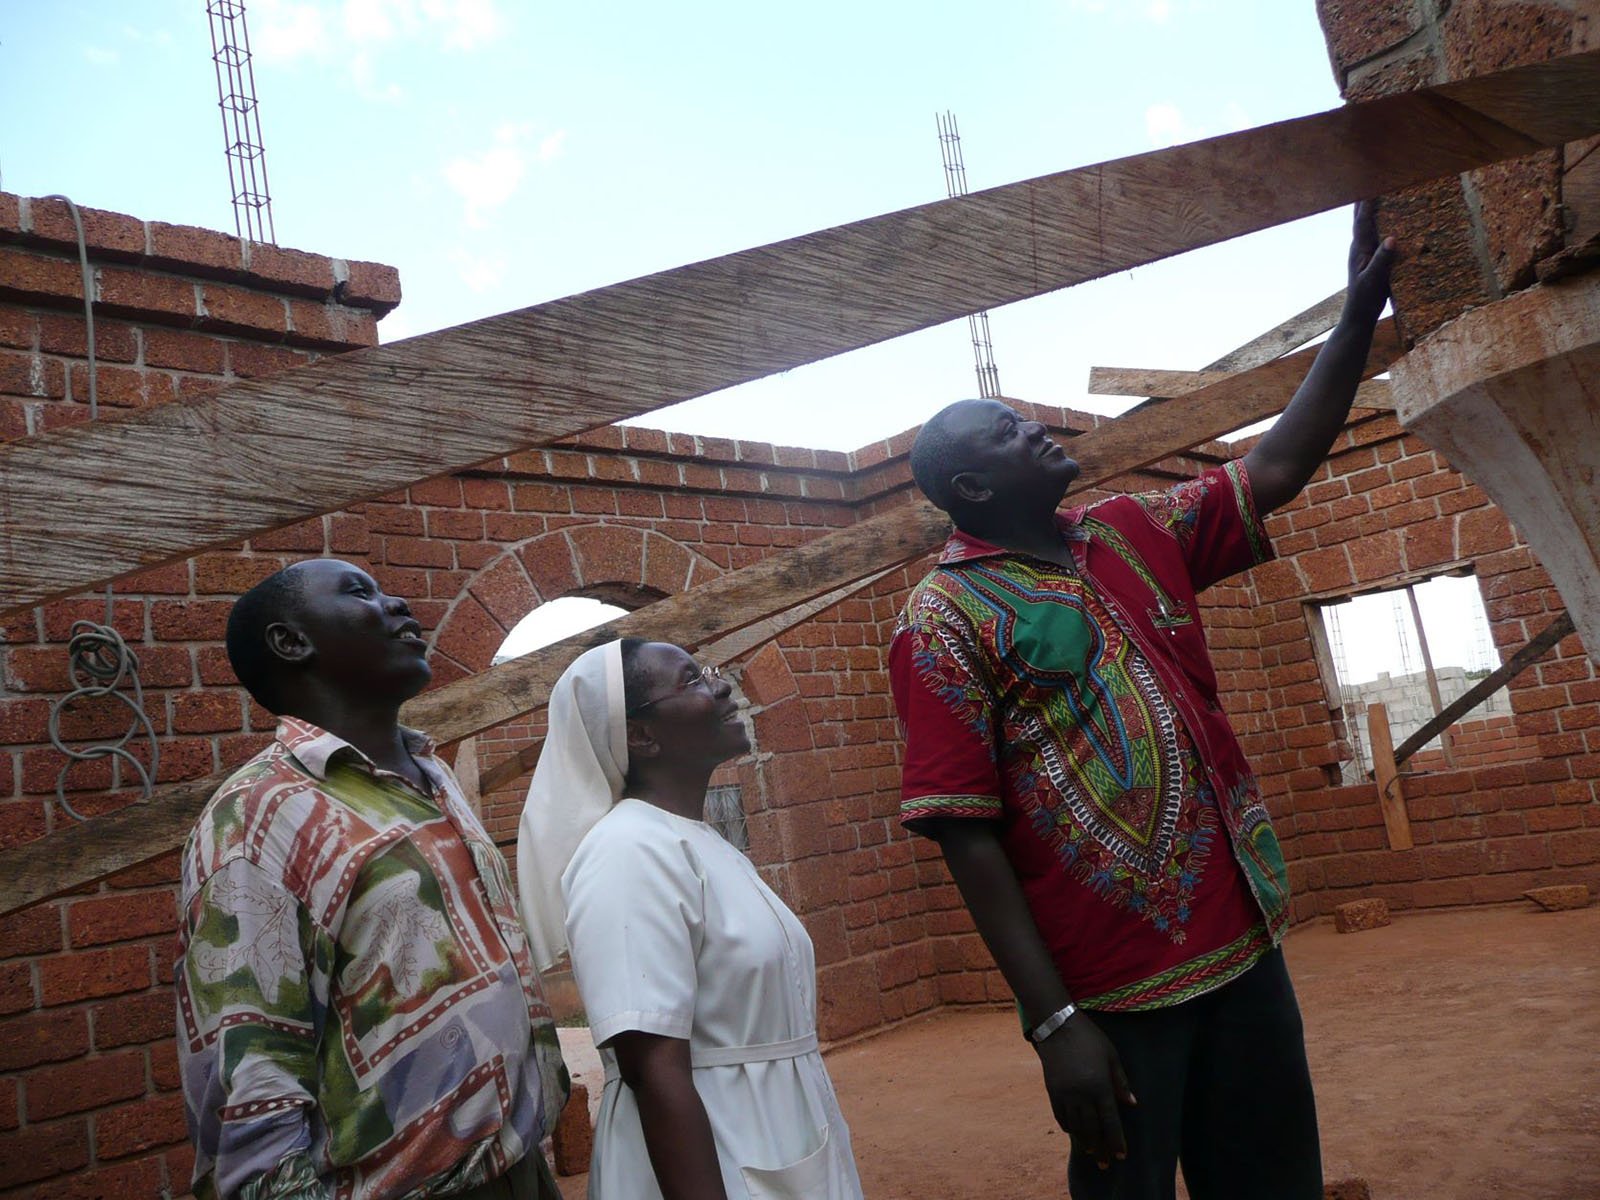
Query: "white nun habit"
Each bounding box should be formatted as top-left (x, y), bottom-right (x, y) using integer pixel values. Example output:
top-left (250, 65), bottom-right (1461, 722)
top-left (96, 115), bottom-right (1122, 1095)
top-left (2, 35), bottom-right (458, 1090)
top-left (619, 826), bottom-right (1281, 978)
top-left (516, 640), bottom-right (864, 1200)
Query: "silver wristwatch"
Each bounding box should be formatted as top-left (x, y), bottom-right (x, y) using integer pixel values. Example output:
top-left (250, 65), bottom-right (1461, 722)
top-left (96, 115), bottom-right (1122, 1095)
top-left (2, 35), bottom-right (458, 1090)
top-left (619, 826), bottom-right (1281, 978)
top-left (1027, 1002), bottom-right (1077, 1043)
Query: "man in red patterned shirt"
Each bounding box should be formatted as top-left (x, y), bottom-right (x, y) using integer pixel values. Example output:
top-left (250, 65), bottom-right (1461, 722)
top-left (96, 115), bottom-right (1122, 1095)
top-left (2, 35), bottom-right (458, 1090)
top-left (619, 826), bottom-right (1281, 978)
top-left (889, 205), bottom-right (1394, 1199)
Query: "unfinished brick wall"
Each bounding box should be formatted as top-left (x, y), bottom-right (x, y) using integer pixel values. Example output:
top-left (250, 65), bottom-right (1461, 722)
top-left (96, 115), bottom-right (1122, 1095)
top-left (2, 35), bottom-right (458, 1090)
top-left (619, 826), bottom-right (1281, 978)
top-left (0, 194), bottom-right (398, 1197)
top-left (1315, 0), bottom-right (1600, 341)
top-left (1233, 414), bottom-right (1600, 921)
top-left (5, 180), bottom-right (1599, 1200)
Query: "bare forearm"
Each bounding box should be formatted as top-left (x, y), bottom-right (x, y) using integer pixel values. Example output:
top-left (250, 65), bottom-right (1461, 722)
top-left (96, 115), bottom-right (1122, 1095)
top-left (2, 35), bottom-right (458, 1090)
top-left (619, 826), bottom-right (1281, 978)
top-left (615, 1037), bottom-right (727, 1200)
top-left (1243, 307), bottom-right (1380, 512)
top-left (934, 821), bottom-right (1072, 1027)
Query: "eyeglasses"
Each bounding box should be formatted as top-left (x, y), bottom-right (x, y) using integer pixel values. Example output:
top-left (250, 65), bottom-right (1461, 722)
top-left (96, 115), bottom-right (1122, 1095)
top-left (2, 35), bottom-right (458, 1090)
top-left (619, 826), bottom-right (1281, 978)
top-left (627, 664), bottom-right (723, 716)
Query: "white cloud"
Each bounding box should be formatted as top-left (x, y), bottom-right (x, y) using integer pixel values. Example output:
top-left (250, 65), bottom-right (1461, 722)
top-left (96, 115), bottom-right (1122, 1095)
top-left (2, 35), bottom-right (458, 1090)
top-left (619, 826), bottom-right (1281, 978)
top-left (1144, 102), bottom-right (1201, 148)
top-left (250, 0), bottom-right (330, 62)
top-left (443, 123), bottom-right (564, 228)
top-left (246, 0), bottom-right (502, 93)
top-left (1146, 0), bottom-right (1172, 21)
top-left (450, 248), bottom-right (508, 293)
top-left (83, 45), bottom-right (120, 65)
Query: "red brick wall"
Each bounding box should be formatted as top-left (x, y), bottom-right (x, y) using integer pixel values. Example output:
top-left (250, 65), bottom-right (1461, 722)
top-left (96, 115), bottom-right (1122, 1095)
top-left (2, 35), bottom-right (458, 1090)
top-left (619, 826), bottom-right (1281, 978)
top-left (0, 195), bottom-right (401, 1199)
top-left (1232, 413), bottom-right (1600, 922)
top-left (5, 186), bottom-right (1599, 1200)
top-left (1409, 714), bottom-right (1542, 772)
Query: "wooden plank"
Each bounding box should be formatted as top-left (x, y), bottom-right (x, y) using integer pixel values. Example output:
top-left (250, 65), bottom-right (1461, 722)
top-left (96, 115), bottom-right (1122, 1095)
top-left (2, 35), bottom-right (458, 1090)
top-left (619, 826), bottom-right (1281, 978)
top-left (1205, 290), bottom-right (1348, 375)
top-left (0, 303), bottom-right (1406, 917)
top-left (1089, 366), bottom-right (1394, 409)
top-left (473, 567), bottom-right (899, 798)
top-left (6, 50), bottom-right (1600, 617)
top-left (1367, 701), bottom-right (1414, 851)
top-left (454, 736), bottom-right (482, 816)
top-left (1404, 583), bottom-right (1457, 768)
top-left (1393, 610), bottom-right (1575, 765)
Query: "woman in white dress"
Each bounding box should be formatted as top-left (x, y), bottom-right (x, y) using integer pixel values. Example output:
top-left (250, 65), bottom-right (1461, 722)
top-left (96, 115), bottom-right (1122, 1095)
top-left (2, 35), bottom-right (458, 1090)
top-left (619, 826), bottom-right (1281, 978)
top-left (517, 638), bottom-right (864, 1200)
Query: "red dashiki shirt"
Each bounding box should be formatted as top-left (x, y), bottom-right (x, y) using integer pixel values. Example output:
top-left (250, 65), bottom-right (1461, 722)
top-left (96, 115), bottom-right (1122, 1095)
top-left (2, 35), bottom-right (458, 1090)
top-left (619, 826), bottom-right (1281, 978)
top-left (890, 461), bottom-right (1290, 1011)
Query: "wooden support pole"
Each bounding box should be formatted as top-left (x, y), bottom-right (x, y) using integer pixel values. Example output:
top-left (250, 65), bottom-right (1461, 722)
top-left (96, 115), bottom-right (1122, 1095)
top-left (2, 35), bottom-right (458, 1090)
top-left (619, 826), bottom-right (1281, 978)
top-left (5, 50), bottom-right (1600, 617)
top-left (1404, 583), bottom-right (1457, 768)
top-left (0, 301), bottom-right (1404, 917)
top-left (1366, 701), bottom-right (1414, 851)
top-left (454, 737), bottom-right (482, 817)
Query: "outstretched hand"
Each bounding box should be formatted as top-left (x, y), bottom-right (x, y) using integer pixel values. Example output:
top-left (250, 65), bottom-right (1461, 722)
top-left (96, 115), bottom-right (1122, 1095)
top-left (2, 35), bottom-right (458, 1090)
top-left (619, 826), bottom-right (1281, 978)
top-left (1346, 199), bottom-right (1396, 323)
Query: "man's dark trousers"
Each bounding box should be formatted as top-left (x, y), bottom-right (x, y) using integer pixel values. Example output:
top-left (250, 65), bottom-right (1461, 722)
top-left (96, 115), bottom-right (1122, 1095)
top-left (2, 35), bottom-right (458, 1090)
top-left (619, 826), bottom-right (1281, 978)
top-left (1066, 948), bottom-right (1322, 1200)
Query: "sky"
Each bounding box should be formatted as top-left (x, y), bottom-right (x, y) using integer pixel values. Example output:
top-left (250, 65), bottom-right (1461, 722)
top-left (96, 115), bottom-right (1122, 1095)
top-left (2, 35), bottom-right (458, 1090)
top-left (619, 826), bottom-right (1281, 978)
top-left (0, 0), bottom-right (1363, 452)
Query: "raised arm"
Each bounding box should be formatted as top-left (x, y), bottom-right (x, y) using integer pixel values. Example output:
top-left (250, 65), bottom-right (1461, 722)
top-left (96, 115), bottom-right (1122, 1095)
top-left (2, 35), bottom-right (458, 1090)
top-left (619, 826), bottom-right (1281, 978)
top-left (1243, 201), bottom-right (1397, 514)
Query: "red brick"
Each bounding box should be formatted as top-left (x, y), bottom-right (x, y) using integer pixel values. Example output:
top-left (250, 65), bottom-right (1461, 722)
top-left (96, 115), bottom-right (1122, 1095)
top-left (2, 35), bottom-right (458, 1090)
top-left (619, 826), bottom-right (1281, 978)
top-left (467, 556), bottom-right (539, 630)
top-left (148, 599), bottom-right (231, 642)
top-left (569, 524), bottom-right (646, 588)
top-left (23, 1155), bottom-right (167, 1200)
top-left (0, 1118), bottom-right (90, 1187)
top-left (0, 960), bottom-right (33, 1014)
top-left (250, 517), bottom-right (327, 553)
top-left (197, 283), bottom-right (285, 336)
top-left (92, 990), bottom-right (178, 1050)
top-left (95, 266), bottom-right (197, 321)
top-left (227, 340), bottom-right (312, 379)
top-left (147, 220), bottom-right (241, 275)
top-left (0, 1008), bottom-right (89, 1071)
top-left (24, 1050), bottom-right (148, 1120)
top-left (35, 314), bottom-right (138, 363)
top-left (68, 891), bottom-right (177, 948)
top-left (193, 553), bottom-right (287, 595)
top-left (95, 1093), bottom-right (188, 1159)
top-left (0, 347), bottom-right (64, 397)
top-left (285, 298), bottom-right (376, 348)
top-left (382, 535), bottom-right (453, 569)
top-left (28, 198), bottom-right (147, 259)
top-left (141, 326), bottom-right (226, 374)
top-left (247, 242), bottom-right (337, 296)
top-left (171, 690), bottom-right (244, 734)
top-left (1550, 829), bottom-right (1600, 867)
top-left (0, 903), bottom-right (63, 959)
top-left (518, 535), bottom-right (580, 600)
top-left (433, 594), bottom-right (503, 672)
top-left (38, 944), bottom-right (150, 1006)
top-left (340, 259), bottom-right (403, 312)
top-left (0, 247), bottom-right (91, 305)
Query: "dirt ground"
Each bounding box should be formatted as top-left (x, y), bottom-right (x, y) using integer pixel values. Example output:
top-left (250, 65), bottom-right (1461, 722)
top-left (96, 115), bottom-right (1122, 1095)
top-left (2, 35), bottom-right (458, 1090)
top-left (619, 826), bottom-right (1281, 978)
top-left (556, 904), bottom-right (1600, 1198)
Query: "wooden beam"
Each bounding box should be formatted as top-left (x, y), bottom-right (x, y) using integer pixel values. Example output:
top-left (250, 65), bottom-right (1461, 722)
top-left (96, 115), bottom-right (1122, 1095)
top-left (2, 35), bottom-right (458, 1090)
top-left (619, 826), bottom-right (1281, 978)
top-left (1089, 366), bottom-right (1394, 409)
top-left (1393, 610), bottom-right (1575, 766)
top-left (472, 567), bottom-right (900, 798)
top-left (1367, 701), bottom-right (1414, 851)
top-left (7, 50), bottom-right (1600, 617)
top-left (0, 313), bottom-right (1404, 917)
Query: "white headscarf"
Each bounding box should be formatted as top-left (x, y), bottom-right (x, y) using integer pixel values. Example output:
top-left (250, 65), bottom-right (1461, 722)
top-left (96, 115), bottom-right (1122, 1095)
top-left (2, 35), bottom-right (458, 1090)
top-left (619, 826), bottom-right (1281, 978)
top-left (516, 639), bottom-right (629, 972)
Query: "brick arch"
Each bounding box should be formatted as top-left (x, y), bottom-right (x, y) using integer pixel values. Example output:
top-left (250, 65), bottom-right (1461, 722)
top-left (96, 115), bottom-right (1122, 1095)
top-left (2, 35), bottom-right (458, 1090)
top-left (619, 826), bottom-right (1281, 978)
top-left (425, 524), bottom-right (725, 683)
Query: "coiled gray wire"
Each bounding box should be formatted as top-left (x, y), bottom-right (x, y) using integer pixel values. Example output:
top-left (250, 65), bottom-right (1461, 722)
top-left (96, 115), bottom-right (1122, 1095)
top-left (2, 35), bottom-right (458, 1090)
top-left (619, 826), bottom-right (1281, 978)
top-left (41, 194), bottom-right (158, 818)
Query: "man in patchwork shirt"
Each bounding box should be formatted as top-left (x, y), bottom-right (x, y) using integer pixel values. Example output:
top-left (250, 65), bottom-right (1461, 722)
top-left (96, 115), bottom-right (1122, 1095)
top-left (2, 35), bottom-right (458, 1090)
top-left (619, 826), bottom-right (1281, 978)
top-left (889, 205), bottom-right (1395, 1199)
top-left (176, 559), bottom-right (568, 1200)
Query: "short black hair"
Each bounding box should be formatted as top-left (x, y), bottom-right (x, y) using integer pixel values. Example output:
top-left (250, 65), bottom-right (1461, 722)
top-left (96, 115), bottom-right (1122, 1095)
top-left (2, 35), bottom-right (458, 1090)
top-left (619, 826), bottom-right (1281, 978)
top-left (225, 566), bottom-right (309, 714)
top-left (619, 637), bottom-right (649, 714)
top-left (910, 399), bottom-right (986, 513)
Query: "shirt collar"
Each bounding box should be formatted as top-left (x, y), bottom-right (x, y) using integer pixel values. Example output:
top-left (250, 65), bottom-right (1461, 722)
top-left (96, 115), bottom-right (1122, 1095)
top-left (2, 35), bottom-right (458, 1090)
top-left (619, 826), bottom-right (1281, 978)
top-left (938, 509), bottom-right (1089, 565)
top-left (276, 715), bottom-right (439, 781)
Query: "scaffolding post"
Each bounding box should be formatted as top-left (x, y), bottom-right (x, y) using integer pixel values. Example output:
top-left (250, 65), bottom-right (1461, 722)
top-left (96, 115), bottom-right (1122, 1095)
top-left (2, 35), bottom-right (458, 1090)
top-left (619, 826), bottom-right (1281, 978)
top-left (206, 1), bottom-right (277, 245)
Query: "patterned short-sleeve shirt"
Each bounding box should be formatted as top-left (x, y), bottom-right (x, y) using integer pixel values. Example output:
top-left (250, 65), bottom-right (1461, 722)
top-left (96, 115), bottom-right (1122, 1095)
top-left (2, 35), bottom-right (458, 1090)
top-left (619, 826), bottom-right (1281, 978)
top-left (890, 461), bottom-right (1290, 1011)
top-left (176, 718), bottom-right (569, 1200)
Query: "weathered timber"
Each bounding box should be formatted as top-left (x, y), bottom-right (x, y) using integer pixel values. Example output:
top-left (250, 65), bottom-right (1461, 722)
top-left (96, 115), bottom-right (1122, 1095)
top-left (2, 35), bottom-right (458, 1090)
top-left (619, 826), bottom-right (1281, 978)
top-left (1391, 276), bottom-right (1600, 665)
top-left (7, 50), bottom-right (1600, 616)
top-left (473, 568), bottom-right (898, 798)
top-left (1089, 366), bottom-right (1393, 409)
top-left (1392, 611), bottom-right (1575, 765)
top-left (1367, 702), bottom-right (1413, 851)
top-left (0, 307), bottom-right (1405, 916)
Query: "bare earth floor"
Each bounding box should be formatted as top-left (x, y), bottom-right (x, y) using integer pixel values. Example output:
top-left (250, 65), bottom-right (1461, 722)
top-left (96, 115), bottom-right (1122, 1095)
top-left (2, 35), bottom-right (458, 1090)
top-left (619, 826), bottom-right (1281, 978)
top-left (556, 904), bottom-right (1600, 1198)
